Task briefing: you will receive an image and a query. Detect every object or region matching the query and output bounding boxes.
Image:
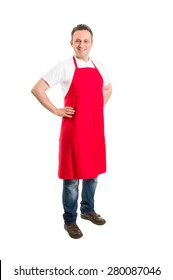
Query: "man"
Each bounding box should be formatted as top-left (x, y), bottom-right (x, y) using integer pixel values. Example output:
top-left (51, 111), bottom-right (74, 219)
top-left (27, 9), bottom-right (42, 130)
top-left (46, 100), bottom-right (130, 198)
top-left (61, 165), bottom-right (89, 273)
top-left (31, 24), bottom-right (112, 239)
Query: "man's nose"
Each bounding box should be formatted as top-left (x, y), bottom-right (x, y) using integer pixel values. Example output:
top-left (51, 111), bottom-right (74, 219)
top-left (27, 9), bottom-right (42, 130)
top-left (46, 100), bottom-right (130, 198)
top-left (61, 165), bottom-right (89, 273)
top-left (79, 41), bottom-right (85, 47)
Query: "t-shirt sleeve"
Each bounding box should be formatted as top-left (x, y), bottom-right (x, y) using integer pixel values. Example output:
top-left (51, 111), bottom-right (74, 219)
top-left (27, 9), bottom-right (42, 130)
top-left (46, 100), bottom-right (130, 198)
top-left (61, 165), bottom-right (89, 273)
top-left (42, 62), bottom-right (64, 87)
top-left (95, 61), bottom-right (111, 86)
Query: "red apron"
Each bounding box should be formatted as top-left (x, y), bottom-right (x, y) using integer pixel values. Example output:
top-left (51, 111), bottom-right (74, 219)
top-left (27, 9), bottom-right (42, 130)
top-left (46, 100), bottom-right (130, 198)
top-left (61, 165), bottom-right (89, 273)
top-left (58, 56), bottom-right (106, 179)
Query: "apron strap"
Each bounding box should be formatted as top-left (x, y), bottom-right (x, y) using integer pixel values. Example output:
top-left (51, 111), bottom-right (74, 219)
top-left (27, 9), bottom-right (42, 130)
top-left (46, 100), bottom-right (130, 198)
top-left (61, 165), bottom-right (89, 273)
top-left (73, 56), bottom-right (78, 68)
top-left (91, 60), bottom-right (97, 68)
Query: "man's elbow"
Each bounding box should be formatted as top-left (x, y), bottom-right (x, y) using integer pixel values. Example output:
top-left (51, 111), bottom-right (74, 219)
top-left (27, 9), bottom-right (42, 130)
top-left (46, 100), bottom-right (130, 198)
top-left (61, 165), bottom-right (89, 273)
top-left (107, 83), bottom-right (112, 98)
top-left (109, 83), bottom-right (113, 94)
top-left (31, 86), bottom-right (36, 95)
top-left (31, 79), bottom-right (50, 97)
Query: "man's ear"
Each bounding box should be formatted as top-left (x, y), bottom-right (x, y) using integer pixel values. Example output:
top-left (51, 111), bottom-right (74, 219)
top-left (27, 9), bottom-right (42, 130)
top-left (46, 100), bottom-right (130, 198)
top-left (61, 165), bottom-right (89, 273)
top-left (70, 40), bottom-right (73, 47)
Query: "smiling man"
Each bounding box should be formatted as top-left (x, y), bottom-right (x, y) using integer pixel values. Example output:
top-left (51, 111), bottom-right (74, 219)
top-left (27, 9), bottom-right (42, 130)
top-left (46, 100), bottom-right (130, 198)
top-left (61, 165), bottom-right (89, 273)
top-left (71, 28), bottom-right (93, 61)
top-left (31, 24), bottom-right (112, 239)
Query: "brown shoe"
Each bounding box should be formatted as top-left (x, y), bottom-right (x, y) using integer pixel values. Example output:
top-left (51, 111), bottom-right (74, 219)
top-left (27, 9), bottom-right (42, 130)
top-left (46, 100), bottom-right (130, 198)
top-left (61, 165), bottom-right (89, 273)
top-left (81, 212), bottom-right (106, 225)
top-left (64, 223), bottom-right (83, 239)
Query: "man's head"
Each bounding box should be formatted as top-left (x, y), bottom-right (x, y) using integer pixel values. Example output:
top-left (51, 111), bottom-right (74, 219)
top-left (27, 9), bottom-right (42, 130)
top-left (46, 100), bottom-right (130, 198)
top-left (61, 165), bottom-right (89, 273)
top-left (71, 24), bottom-right (93, 41)
top-left (71, 24), bottom-right (93, 62)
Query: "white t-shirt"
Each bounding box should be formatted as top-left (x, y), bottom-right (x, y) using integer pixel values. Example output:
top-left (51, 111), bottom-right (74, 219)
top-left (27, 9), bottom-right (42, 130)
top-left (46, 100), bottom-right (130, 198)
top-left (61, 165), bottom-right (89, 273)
top-left (42, 57), bottom-right (111, 97)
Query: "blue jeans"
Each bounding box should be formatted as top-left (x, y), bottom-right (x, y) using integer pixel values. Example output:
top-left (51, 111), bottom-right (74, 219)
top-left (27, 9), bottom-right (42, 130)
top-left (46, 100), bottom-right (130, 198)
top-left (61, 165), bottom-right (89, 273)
top-left (62, 179), bottom-right (98, 225)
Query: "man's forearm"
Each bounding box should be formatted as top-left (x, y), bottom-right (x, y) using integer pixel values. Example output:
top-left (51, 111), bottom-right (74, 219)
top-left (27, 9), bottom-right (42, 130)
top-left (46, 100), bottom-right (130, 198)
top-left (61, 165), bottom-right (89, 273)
top-left (32, 91), bottom-right (59, 115)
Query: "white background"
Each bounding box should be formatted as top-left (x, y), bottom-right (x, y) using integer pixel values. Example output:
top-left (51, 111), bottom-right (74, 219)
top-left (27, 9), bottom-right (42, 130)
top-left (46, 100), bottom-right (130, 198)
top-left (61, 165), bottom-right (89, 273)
top-left (0, 0), bottom-right (173, 279)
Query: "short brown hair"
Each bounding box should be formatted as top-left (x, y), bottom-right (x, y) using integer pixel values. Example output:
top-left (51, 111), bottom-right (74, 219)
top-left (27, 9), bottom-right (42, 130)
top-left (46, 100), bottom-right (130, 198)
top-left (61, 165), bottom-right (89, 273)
top-left (71, 24), bottom-right (93, 41)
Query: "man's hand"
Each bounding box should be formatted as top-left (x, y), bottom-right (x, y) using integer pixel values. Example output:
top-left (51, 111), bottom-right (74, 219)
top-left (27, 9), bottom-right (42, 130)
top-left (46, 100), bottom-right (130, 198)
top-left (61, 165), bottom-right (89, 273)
top-left (57, 107), bottom-right (75, 118)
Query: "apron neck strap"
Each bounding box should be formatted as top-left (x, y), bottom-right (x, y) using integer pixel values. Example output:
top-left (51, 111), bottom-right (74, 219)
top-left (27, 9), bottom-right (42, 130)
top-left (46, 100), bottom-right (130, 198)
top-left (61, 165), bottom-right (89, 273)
top-left (73, 56), bottom-right (78, 68)
top-left (73, 56), bottom-right (96, 69)
top-left (91, 60), bottom-right (97, 68)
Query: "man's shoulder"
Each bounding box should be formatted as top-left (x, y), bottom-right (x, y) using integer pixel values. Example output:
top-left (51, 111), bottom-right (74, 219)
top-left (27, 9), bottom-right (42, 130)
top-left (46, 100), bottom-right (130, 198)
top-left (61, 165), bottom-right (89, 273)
top-left (91, 59), bottom-right (110, 84)
top-left (91, 59), bottom-right (105, 69)
top-left (92, 59), bottom-right (108, 72)
top-left (48, 57), bottom-right (74, 73)
top-left (58, 57), bottom-right (74, 67)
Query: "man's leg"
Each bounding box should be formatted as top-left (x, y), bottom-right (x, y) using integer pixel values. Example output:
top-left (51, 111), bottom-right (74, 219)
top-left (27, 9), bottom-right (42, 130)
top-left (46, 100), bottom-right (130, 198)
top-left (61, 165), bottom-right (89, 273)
top-left (80, 178), bottom-right (106, 225)
top-left (63, 179), bottom-right (79, 225)
top-left (80, 178), bottom-right (97, 214)
top-left (63, 179), bottom-right (83, 238)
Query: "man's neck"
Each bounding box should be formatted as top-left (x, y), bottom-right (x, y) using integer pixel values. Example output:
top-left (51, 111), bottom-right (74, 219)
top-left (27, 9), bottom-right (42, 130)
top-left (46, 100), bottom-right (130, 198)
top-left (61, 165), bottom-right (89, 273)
top-left (75, 55), bottom-right (90, 63)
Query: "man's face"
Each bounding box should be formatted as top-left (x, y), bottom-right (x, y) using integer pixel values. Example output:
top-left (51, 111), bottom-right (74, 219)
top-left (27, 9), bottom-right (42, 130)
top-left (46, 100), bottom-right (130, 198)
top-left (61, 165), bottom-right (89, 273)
top-left (71, 30), bottom-right (93, 62)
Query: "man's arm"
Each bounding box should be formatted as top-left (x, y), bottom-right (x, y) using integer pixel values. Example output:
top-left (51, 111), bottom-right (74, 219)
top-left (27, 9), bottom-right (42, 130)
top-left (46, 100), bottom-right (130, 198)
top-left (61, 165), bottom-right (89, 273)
top-left (31, 79), bottom-right (75, 118)
top-left (103, 83), bottom-right (112, 105)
